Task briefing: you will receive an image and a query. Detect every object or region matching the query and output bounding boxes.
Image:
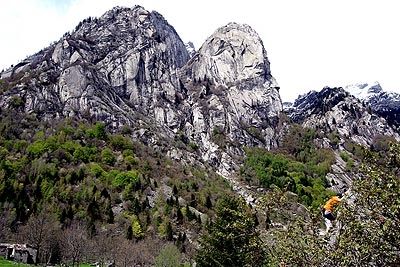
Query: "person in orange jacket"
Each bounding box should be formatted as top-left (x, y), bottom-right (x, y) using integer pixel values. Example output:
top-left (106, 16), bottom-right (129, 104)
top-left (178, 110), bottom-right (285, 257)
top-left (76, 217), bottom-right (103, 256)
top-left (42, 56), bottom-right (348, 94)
top-left (322, 193), bottom-right (343, 233)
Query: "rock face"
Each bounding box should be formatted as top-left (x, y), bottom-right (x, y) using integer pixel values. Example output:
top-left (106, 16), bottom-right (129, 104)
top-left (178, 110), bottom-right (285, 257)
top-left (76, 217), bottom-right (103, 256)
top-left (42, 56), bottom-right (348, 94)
top-left (186, 23), bottom-right (278, 87)
top-left (0, 6), bottom-right (282, 175)
top-left (1, 6), bottom-right (190, 127)
top-left (3, 4), bottom-right (400, 211)
top-left (179, 22), bottom-right (282, 173)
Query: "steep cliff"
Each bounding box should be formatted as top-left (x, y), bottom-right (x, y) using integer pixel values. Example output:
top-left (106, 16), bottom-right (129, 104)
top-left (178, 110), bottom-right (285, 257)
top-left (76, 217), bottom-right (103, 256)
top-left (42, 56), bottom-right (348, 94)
top-left (179, 22), bottom-right (282, 175)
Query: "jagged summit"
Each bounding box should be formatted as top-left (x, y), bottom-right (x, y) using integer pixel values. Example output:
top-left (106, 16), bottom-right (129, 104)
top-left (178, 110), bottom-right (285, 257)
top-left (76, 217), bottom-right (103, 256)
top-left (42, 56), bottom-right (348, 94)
top-left (1, 5), bottom-right (190, 123)
top-left (341, 81), bottom-right (400, 127)
top-left (186, 22), bottom-right (278, 88)
top-left (285, 86), bottom-right (399, 146)
top-left (286, 87), bottom-right (350, 122)
top-left (344, 81), bottom-right (383, 100)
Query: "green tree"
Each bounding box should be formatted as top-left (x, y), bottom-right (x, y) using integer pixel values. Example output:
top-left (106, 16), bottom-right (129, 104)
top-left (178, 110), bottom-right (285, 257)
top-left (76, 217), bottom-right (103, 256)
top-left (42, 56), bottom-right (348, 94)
top-left (166, 221), bottom-right (173, 241)
top-left (195, 195), bottom-right (268, 267)
top-left (101, 147), bottom-right (115, 165)
top-left (27, 140), bottom-right (47, 158)
top-left (205, 195), bottom-right (212, 209)
top-left (90, 163), bottom-right (106, 178)
top-left (131, 215), bottom-right (144, 239)
top-left (73, 145), bottom-right (89, 163)
top-left (113, 170), bottom-right (141, 188)
top-left (334, 143), bottom-right (400, 266)
top-left (93, 122), bottom-right (107, 139)
top-left (104, 198), bottom-right (114, 223)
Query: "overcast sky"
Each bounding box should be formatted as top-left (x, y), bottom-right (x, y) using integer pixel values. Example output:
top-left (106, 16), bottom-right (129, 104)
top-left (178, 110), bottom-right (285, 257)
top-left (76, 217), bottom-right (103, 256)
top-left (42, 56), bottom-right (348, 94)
top-left (1, 0), bottom-right (399, 102)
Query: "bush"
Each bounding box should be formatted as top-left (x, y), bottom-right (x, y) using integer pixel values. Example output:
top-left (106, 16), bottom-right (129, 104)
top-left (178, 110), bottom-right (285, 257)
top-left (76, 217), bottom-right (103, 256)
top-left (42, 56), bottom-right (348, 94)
top-left (113, 170), bottom-right (141, 188)
top-left (101, 148), bottom-right (115, 165)
top-left (154, 243), bottom-right (182, 267)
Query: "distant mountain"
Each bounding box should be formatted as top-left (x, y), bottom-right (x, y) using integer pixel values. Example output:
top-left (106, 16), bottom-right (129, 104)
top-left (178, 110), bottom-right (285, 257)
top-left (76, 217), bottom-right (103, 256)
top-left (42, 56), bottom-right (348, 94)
top-left (345, 82), bottom-right (400, 128)
top-left (284, 81), bottom-right (400, 128)
top-left (344, 81), bottom-right (384, 100)
top-left (286, 86), bottom-right (399, 142)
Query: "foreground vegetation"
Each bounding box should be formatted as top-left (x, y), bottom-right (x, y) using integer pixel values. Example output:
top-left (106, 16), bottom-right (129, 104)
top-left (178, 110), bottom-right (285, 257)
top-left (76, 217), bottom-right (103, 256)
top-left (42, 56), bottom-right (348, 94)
top-left (0, 257), bottom-right (93, 267)
top-left (0, 256), bottom-right (29, 267)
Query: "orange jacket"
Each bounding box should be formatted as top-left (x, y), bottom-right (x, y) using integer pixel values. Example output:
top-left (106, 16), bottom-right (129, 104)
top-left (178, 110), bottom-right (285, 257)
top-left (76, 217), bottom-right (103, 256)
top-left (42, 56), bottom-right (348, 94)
top-left (323, 196), bottom-right (341, 211)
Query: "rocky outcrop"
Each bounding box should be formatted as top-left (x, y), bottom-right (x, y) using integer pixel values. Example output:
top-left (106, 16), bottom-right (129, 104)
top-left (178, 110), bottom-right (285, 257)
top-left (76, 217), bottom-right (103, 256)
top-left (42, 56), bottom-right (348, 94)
top-left (1, 6), bottom-right (190, 129)
top-left (285, 86), bottom-right (400, 191)
top-left (286, 86), bottom-right (400, 146)
top-left (185, 23), bottom-right (278, 87)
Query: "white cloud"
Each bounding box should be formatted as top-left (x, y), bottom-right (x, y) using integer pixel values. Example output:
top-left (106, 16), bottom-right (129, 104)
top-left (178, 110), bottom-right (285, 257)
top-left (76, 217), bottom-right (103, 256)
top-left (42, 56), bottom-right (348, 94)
top-left (1, 0), bottom-right (399, 102)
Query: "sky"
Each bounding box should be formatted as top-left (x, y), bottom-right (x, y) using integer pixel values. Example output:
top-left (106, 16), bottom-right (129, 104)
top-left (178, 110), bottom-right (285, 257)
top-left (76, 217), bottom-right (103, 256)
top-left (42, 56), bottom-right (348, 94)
top-left (1, 0), bottom-right (399, 102)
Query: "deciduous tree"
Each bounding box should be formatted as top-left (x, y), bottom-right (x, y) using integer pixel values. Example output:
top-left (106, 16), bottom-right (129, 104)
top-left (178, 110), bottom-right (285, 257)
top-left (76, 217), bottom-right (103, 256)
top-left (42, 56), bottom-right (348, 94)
top-left (154, 243), bottom-right (183, 267)
top-left (60, 221), bottom-right (88, 267)
top-left (21, 208), bottom-right (60, 264)
top-left (335, 143), bottom-right (400, 266)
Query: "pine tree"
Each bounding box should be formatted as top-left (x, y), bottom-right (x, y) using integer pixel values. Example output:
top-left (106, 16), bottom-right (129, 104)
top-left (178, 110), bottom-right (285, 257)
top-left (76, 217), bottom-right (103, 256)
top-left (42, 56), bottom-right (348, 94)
top-left (195, 195), bottom-right (268, 267)
top-left (166, 221), bottom-right (173, 241)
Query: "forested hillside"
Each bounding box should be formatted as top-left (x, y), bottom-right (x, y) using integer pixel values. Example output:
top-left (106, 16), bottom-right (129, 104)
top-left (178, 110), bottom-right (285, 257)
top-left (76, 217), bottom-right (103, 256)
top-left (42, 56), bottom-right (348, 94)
top-left (2, 104), bottom-right (399, 266)
top-left (0, 107), bottom-right (233, 265)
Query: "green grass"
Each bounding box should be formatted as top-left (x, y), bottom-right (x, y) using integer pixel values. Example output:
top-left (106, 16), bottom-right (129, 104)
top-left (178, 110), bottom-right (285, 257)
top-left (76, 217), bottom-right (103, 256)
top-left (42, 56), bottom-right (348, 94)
top-left (0, 257), bottom-right (92, 267)
top-left (0, 257), bottom-right (30, 267)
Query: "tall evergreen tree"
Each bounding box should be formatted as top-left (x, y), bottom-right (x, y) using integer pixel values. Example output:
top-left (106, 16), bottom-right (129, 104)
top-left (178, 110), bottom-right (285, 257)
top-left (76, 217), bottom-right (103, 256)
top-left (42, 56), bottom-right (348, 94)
top-left (195, 195), bottom-right (268, 267)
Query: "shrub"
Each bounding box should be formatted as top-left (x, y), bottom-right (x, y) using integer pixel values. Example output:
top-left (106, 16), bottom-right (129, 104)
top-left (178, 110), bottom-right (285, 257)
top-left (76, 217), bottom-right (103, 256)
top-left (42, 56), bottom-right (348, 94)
top-left (113, 170), bottom-right (141, 188)
top-left (101, 148), bottom-right (115, 165)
